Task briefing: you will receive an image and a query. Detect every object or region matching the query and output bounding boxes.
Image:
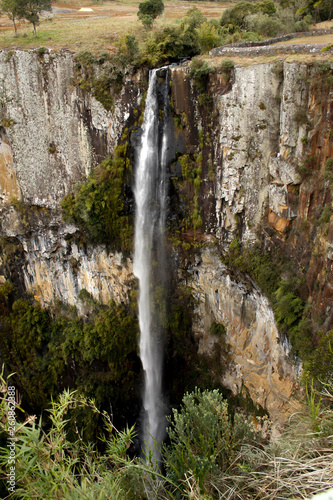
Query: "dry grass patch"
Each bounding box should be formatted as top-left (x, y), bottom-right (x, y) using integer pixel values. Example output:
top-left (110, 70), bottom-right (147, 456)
top-left (276, 34), bottom-right (333, 45)
top-left (0, 0), bottom-right (230, 53)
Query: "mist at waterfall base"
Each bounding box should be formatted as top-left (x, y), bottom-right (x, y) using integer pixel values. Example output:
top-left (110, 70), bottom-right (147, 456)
top-left (133, 68), bottom-right (171, 461)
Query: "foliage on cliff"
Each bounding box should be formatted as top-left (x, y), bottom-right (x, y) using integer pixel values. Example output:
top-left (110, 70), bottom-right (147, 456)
top-left (61, 145), bottom-right (133, 253)
top-left (0, 282), bottom-right (140, 434)
top-left (222, 238), bottom-right (333, 383)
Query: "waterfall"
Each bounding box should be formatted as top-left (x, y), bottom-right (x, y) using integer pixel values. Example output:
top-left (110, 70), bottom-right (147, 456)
top-left (133, 68), bottom-right (169, 460)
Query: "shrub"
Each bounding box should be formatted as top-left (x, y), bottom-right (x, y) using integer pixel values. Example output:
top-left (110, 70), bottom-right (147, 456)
top-left (196, 21), bottom-right (222, 52)
top-left (319, 204), bottom-right (333, 224)
top-left (190, 58), bottom-right (211, 93)
top-left (0, 282), bottom-right (140, 432)
top-left (220, 58), bottom-right (234, 79)
top-left (255, 0), bottom-right (276, 16)
top-left (143, 25), bottom-right (200, 66)
top-left (221, 2), bottom-right (256, 31)
top-left (246, 13), bottom-right (282, 37)
top-left (295, 106), bottom-right (309, 126)
top-left (181, 6), bottom-right (206, 29)
top-left (324, 158), bottom-right (333, 185)
top-left (0, 387), bottom-right (151, 499)
top-left (308, 330), bottom-right (333, 382)
top-left (114, 35), bottom-right (140, 67)
top-left (164, 388), bottom-right (255, 495)
top-left (273, 285), bottom-right (305, 332)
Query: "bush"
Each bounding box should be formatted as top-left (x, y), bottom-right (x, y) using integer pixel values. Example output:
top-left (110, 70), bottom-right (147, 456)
top-left (220, 58), bottom-right (235, 81)
top-left (143, 24), bottom-right (200, 66)
top-left (246, 13), bottom-right (282, 37)
top-left (308, 330), bottom-right (333, 382)
top-left (0, 282), bottom-right (140, 432)
top-left (273, 285), bottom-right (305, 332)
top-left (196, 21), bottom-right (222, 52)
top-left (255, 0), bottom-right (277, 16)
top-left (221, 2), bottom-right (256, 31)
top-left (319, 204), bottom-right (333, 224)
top-left (190, 58), bottom-right (211, 92)
top-left (164, 388), bottom-right (255, 494)
top-left (114, 35), bottom-right (140, 67)
top-left (324, 158), bottom-right (333, 185)
top-left (181, 6), bottom-right (206, 29)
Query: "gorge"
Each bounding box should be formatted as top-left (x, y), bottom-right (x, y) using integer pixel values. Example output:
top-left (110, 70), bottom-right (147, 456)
top-left (0, 49), bottom-right (332, 438)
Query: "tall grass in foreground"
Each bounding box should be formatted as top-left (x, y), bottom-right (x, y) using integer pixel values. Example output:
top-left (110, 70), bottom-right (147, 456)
top-left (1, 367), bottom-right (333, 499)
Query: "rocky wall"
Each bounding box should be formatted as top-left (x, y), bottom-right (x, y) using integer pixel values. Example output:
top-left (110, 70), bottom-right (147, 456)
top-left (1, 52), bottom-right (331, 424)
top-left (0, 50), bottom-right (144, 207)
top-left (188, 247), bottom-right (300, 428)
top-left (170, 61), bottom-right (310, 244)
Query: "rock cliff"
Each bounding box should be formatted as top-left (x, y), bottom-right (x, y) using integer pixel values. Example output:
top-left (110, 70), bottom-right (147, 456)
top-left (0, 50), bottom-right (332, 425)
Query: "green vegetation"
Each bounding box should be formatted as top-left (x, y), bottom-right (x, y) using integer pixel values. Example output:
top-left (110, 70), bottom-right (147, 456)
top-left (190, 57), bottom-right (212, 93)
top-left (220, 0), bottom-right (312, 37)
top-left (138, 0), bottom-right (317, 67)
top-left (221, 238), bottom-right (326, 373)
top-left (138, 0), bottom-right (164, 29)
top-left (61, 145), bottom-right (133, 253)
top-left (0, 282), bottom-right (139, 433)
top-left (170, 152), bottom-right (203, 241)
top-left (1, 377), bottom-right (332, 499)
top-left (74, 51), bottom-right (119, 111)
top-left (164, 388), bottom-right (258, 490)
top-left (324, 157), bottom-right (333, 189)
top-left (0, 0), bottom-right (22, 36)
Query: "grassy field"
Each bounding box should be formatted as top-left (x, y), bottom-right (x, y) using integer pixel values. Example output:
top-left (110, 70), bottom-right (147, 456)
top-left (0, 0), bottom-right (333, 58)
top-left (0, 0), bottom-right (228, 53)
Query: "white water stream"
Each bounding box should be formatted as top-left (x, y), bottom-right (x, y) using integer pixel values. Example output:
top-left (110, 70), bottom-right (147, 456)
top-left (133, 68), bottom-right (169, 460)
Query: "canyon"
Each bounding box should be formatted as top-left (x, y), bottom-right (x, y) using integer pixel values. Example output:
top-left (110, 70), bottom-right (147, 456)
top-left (0, 49), bottom-right (332, 428)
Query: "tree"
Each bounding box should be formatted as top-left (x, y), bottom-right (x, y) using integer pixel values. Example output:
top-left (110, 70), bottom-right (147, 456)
top-left (137, 0), bottom-right (164, 29)
top-left (22, 0), bottom-right (52, 36)
top-left (0, 0), bottom-right (25, 36)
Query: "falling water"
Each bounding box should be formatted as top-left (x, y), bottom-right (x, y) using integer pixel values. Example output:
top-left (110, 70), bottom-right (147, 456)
top-left (133, 68), bottom-right (169, 460)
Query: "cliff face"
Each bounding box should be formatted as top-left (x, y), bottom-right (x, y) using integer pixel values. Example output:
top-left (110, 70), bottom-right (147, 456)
top-left (188, 248), bottom-right (299, 425)
top-left (171, 60), bottom-right (332, 330)
top-left (0, 50), bottom-right (144, 207)
top-left (0, 50), bottom-right (332, 424)
top-left (171, 62), bottom-right (311, 242)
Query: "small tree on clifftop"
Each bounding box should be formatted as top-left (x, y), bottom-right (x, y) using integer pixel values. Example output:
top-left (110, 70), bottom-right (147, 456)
top-left (138, 0), bottom-right (164, 29)
top-left (0, 0), bottom-right (25, 35)
top-left (0, 0), bottom-right (52, 36)
top-left (23, 0), bottom-right (52, 36)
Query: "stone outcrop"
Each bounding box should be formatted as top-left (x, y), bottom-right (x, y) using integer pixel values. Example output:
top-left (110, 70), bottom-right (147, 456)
top-left (170, 62), bottom-right (312, 244)
top-left (22, 231), bottom-right (135, 312)
top-left (0, 50), bottom-right (144, 208)
top-left (0, 207), bottom-right (135, 312)
top-left (189, 248), bottom-right (300, 427)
